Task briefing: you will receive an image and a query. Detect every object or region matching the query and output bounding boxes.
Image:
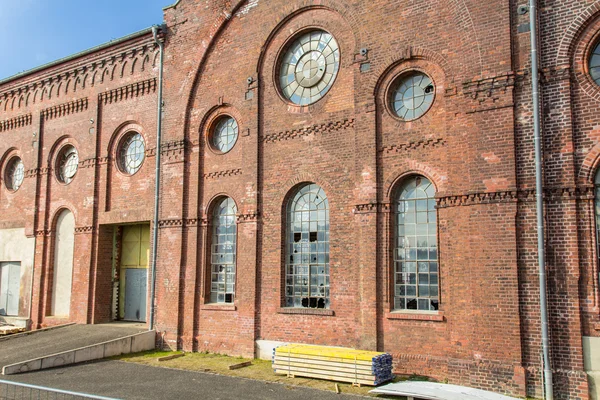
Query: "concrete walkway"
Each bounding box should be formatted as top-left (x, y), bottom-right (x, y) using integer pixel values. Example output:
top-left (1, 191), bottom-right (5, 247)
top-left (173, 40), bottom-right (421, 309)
top-left (2, 360), bottom-right (370, 400)
top-left (0, 323), bottom-right (146, 370)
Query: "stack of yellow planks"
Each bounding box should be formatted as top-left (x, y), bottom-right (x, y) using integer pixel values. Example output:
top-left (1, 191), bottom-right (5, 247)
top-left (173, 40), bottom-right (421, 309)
top-left (272, 344), bottom-right (394, 386)
top-left (0, 325), bottom-right (25, 336)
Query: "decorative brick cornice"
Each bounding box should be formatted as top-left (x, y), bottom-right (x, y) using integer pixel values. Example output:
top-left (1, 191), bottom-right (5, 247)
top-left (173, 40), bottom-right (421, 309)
top-left (0, 113), bottom-right (32, 132)
top-left (237, 212), bottom-right (259, 223)
top-left (99, 78), bottom-right (156, 105)
top-left (204, 168), bottom-right (242, 179)
top-left (462, 73), bottom-right (515, 100)
top-left (158, 219), bottom-right (183, 229)
top-left (381, 138), bottom-right (445, 154)
top-left (0, 37), bottom-right (157, 108)
top-left (24, 169), bottom-right (37, 179)
top-left (541, 65), bottom-right (571, 84)
top-left (34, 229), bottom-right (52, 237)
top-left (263, 118), bottom-right (355, 143)
top-left (353, 203), bottom-right (391, 214)
top-left (184, 218), bottom-right (198, 227)
top-left (74, 226), bottom-right (94, 235)
top-left (437, 190), bottom-right (518, 208)
top-left (435, 185), bottom-right (596, 208)
top-left (41, 98), bottom-right (88, 120)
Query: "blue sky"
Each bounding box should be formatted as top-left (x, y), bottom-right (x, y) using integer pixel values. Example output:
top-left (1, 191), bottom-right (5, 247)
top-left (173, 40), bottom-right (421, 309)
top-left (0, 0), bottom-right (170, 80)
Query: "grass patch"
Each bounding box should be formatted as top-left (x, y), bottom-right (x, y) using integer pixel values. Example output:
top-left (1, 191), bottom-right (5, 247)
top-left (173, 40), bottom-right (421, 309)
top-left (114, 350), bottom-right (406, 397)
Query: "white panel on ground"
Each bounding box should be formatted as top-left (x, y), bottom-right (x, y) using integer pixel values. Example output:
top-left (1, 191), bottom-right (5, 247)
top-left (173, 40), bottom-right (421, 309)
top-left (51, 210), bottom-right (75, 317)
top-left (369, 382), bottom-right (520, 400)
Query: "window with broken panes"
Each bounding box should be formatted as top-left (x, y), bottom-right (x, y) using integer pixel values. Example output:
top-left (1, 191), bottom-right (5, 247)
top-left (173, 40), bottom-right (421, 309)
top-left (590, 41), bottom-right (600, 86)
top-left (279, 30), bottom-right (340, 106)
top-left (210, 197), bottom-right (237, 303)
top-left (56, 145), bottom-right (79, 184)
top-left (394, 176), bottom-right (438, 311)
top-left (390, 72), bottom-right (435, 121)
top-left (4, 156), bottom-right (24, 192)
top-left (286, 184), bottom-right (330, 309)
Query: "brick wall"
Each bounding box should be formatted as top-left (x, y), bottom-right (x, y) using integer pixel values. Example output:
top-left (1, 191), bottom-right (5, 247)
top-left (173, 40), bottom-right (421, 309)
top-left (2, 0), bottom-right (600, 398)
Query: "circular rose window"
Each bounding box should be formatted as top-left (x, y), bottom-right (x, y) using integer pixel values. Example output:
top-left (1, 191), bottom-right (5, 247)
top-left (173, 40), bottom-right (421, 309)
top-left (118, 132), bottom-right (145, 175)
top-left (211, 116), bottom-right (238, 154)
top-left (389, 72), bottom-right (435, 121)
top-left (56, 145), bottom-right (79, 184)
top-left (278, 30), bottom-right (340, 106)
top-left (4, 157), bottom-right (24, 192)
top-left (589, 41), bottom-right (600, 86)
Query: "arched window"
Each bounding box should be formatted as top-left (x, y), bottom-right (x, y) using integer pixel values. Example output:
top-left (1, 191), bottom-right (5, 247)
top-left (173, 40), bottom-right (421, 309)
top-left (394, 176), bottom-right (438, 311)
top-left (210, 197), bottom-right (237, 303)
top-left (285, 184), bottom-right (330, 309)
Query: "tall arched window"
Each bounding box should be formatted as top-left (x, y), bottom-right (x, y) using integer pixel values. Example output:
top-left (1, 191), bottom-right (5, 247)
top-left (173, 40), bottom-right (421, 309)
top-left (394, 176), bottom-right (438, 311)
top-left (286, 184), bottom-right (330, 309)
top-left (210, 198), bottom-right (237, 304)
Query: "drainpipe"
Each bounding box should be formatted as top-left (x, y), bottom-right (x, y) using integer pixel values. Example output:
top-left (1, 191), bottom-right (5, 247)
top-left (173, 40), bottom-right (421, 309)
top-left (149, 24), bottom-right (165, 332)
top-left (528, 1), bottom-right (553, 398)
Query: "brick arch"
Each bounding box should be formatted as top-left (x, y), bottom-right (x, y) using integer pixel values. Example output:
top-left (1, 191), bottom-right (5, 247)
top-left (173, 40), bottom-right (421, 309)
top-left (202, 188), bottom-right (246, 217)
top-left (47, 135), bottom-right (82, 166)
top-left (276, 172), bottom-right (336, 211)
top-left (50, 205), bottom-right (78, 232)
top-left (443, 0), bottom-right (483, 77)
top-left (555, 1), bottom-right (600, 67)
top-left (254, 0), bottom-right (363, 57)
top-left (184, 0), bottom-right (362, 141)
top-left (205, 192), bottom-right (241, 218)
top-left (579, 142), bottom-right (600, 184)
top-left (368, 47), bottom-right (451, 97)
top-left (383, 161), bottom-right (448, 202)
top-left (106, 121), bottom-right (146, 158)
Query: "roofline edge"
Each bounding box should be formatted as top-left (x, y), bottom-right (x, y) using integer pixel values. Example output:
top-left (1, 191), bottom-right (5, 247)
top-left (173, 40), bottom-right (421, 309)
top-left (0, 26), bottom-right (156, 87)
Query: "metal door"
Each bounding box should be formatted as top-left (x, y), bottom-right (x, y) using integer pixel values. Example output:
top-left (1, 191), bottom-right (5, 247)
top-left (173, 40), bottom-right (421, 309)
top-left (124, 268), bottom-right (147, 322)
top-left (0, 262), bottom-right (20, 316)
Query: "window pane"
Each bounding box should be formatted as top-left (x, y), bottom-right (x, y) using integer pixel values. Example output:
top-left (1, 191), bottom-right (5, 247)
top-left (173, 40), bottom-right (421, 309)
top-left (286, 184), bottom-right (329, 309)
top-left (394, 176), bottom-right (439, 311)
top-left (210, 198), bottom-right (237, 303)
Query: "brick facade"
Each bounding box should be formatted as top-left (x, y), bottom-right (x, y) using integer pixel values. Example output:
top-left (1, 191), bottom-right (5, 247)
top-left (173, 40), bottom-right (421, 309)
top-left (1, 0), bottom-right (600, 398)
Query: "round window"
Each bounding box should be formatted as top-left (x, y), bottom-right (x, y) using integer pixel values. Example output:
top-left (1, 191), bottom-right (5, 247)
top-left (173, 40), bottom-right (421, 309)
top-left (278, 30), bottom-right (340, 106)
top-left (211, 116), bottom-right (238, 154)
top-left (389, 72), bottom-right (435, 121)
top-left (589, 42), bottom-right (600, 86)
top-left (56, 145), bottom-right (79, 184)
top-left (4, 157), bottom-right (24, 192)
top-left (118, 132), bottom-right (145, 175)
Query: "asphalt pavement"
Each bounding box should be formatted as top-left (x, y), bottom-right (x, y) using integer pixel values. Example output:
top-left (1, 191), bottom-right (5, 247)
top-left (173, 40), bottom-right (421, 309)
top-left (2, 359), bottom-right (372, 400)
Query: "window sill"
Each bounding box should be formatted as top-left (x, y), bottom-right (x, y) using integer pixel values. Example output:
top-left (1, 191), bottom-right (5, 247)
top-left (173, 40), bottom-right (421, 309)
top-left (277, 308), bottom-right (335, 316)
top-left (200, 304), bottom-right (237, 311)
top-left (386, 311), bottom-right (444, 322)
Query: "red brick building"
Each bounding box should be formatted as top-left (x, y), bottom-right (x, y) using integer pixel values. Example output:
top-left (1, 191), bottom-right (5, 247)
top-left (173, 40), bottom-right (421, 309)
top-left (1, 0), bottom-right (600, 398)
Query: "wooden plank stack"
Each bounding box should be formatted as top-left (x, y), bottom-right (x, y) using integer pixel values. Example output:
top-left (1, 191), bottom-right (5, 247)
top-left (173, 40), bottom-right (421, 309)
top-left (272, 344), bottom-right (394, 386)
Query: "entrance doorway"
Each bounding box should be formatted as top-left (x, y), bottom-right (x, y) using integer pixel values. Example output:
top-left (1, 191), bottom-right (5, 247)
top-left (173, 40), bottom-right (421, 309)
top-left (118, 225), bottom-right (149, 322)
top-left (0, 262), bottom-right (20, 316)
